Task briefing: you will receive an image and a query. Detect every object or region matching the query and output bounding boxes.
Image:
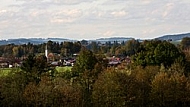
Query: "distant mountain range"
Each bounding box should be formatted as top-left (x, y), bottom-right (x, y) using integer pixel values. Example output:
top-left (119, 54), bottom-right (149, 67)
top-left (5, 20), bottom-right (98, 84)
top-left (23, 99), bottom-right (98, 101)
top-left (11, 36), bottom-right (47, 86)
top-left (0, 33), bottom-right (190, 45)
top-left (0, 37), bottom-right (135, 45)
top-left (155, 33), bottom-right (190, 41)
top-left (0, 38), bottom-right (75, 45)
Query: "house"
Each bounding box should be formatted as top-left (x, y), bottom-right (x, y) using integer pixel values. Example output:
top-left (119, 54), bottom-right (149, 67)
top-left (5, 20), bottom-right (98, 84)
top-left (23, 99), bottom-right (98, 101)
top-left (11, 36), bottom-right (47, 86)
top-left (108, 56), bottom-right (121, 66)
top-left (61, 58), bottom-right (76, 66)
top-left (0, 61), bottom-right (9, 68)
top-left (51, 61), bottom-right (61, 67)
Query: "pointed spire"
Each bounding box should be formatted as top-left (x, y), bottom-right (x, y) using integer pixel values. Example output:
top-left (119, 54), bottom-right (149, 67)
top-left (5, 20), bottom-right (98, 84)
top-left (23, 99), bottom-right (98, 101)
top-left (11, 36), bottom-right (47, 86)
top-left (45, 44), bottom-right (48, 58)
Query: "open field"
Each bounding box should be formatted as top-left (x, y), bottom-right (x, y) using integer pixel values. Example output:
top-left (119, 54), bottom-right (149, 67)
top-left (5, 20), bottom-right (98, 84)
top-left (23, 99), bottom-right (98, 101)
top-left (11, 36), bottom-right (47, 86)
top-left (170, 40), bottom-right (181, 46)
top-left (0, 66), bottom-right (72, 77)
top-left (56, 66), bottom-right (72, 72)
top-left (0, 68), bottom-right (20, 77)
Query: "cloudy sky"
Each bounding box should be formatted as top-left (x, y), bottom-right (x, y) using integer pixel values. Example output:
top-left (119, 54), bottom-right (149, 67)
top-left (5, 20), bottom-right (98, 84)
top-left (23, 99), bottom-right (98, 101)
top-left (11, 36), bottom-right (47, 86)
top-left (0, 0), bottom-right (190, 40)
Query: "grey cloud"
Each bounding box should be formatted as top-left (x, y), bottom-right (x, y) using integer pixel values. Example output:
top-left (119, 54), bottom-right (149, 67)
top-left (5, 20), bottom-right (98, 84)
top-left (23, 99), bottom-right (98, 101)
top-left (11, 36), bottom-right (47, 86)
top-left (0, 0), bottom-right (189, 40)
top-left (166, 3), bottom-right (190, 24)
top-left (51, 0), bottom-right (96, 5)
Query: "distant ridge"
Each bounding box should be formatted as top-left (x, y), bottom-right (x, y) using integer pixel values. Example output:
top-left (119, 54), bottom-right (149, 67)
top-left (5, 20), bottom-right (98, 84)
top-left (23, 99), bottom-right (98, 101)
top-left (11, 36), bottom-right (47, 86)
top-left (96, 37), bottom-right (134, 40)
top-left (0, 38), bottom-right (76, 45)
top-left (155, 33), bottom-right (190, 41)
top-left (95, 37), bottom-right (134, 43)
top-left (0, 32), bottom-right (190, 45)
top-left (0, 37), bottom-right (135, 45)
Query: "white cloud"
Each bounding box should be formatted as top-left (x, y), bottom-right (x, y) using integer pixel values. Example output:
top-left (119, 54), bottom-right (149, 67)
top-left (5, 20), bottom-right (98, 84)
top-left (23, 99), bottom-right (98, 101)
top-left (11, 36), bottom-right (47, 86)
top-left (51, 0), bottom-right (96, 5)
top-left (53, 9), bottom-right (82, 17)
top-left (141, 0), bottom-right (153, 5)
top-left (143, 29), bottom-right (156, 35)
top-left (50, 18), bottom-right (75, 23)
top-left (0, 9), bottom-right (7, 14)
top-left (0, 0), bottom-right (190, 40)
top-left (103, 30), bottom-right (116, 37)
top-left (50, 9), bottom-right (82, 23)
top-left (111, 10), bottom-right (127, 17)
top-left (162, 3), bottom-right (174, 18)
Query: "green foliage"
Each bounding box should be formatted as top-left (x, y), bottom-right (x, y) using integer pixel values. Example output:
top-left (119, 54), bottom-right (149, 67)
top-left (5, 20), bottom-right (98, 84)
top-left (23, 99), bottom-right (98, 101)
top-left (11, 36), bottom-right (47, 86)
top-left (0, 41), bottom-right (82, 58)
top-left (0, 71), bottom-right (27, 107)
top-left (133, 66), bottom-right (159, 106)
top-left (72, 49), bottom-right (98, 76)
top-left (90, 41), bottom-right (99, 53)
top-left (60, 41), bottom-right (81, 57)
top-left (150, 72), bottom-right (190, 106)
top-left (0, 74), bottom-right (81, 107)
top-left (23, 77), bottom-right (81, 107)
top-left (71, 49), bottom-right (103, 107)
top-left (21, 54), bottom-right (55, 83)
top-left (0, 68), bottom-right (14, 77)
top-left (154, 41), bottom-right (181, 67)
top-left (181, 37), bottom-right (190, 50)
top-left (133, 40), bottom-right (184, 67)
top-left (2, 39), bottom-right (190, 107)
top-left (93, 68), bottom-right (139, 107)
top-left (1, 64), bottom-right (190, 106)
top-left (124, 39), bottom-right (140, 56)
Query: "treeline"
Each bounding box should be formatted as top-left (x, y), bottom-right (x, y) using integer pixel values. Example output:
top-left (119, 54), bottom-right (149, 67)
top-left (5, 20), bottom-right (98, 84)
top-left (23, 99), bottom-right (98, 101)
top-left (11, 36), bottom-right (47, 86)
top-left (1, 37), bottom-right (190, 107)
top-left (0, 39), bottom-right (140, 59)
top-left (0, 41), bottom-right (81, 58)
top-left (0, 37), bottom-right (190, 59)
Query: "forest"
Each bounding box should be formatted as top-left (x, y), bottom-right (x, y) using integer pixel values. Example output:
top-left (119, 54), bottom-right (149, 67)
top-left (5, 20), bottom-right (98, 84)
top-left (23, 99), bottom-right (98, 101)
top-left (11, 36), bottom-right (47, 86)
top-left (1, 37), bottom-right (190, 107)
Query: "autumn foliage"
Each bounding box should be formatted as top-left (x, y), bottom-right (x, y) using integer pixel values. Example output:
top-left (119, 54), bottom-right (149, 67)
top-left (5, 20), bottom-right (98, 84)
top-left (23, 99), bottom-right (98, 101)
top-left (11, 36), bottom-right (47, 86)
top-left (1, 40), bottom-right (190, 107)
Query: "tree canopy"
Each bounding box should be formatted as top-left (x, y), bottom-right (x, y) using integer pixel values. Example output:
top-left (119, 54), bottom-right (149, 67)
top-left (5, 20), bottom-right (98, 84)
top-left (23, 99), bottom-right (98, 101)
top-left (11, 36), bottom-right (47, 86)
top-left (21, 54), bottom-right (54, 83)
top-left (133, 40), bottom-right (185, 67)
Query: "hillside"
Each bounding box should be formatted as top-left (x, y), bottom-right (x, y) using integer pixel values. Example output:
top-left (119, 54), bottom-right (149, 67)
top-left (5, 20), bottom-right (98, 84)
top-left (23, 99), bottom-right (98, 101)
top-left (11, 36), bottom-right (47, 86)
top-left (0, 37), bottom-right (134, 45)
top-left (0, 38), bottom-right (74, 45)
top-left (155, 33), bottom-right (190, 41)
top-left (0, 32), bottom-right (190, 45)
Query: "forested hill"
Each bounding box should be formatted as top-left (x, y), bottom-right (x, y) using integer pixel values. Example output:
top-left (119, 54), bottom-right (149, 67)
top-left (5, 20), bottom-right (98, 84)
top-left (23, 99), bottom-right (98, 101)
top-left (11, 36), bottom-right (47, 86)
top-left (0, 32), bottom-right (190, 45)
top-left (155, 33), bottom-right (190, 41)
top-left (0, 38), bottom-right (74, 45)
top-left (0, 37), bottom-right (134, 45)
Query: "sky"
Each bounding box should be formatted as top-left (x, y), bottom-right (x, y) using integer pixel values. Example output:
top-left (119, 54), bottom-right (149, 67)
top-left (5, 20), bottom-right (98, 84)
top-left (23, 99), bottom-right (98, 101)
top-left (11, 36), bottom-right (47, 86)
top-left (0, 0), bottom-right (190, 40)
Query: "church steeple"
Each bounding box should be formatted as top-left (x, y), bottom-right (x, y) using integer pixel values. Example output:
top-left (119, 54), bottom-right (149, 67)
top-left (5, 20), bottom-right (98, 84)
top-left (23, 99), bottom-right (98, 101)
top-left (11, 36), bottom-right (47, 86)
top-left (45, 44), bottom-right (48, 58)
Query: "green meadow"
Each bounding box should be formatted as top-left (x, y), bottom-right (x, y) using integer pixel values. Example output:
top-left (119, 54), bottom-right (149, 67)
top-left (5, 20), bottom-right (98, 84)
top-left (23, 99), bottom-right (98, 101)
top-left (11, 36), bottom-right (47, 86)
top-left (0, 68), bottom-right (18, 77)
top-left (55, 66), bottom-right (72, 72)
top-left (0, 66), bottom-right (72, 77)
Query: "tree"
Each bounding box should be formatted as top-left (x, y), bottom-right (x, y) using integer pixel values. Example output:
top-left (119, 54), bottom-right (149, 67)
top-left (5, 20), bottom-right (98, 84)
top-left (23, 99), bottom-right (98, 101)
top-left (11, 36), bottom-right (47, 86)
top-left (115, 46), bottom-right (126, 57)
top-left (60, 41), bottom-right (81, 57)
top-left (181, 37), bottom-right (190, 50)
top-left (12, 47), bottom-right (19, 57)
top-left (73, 41), bottom-right (81, 54)
top-left (23, 77), bottom-right (82, 107)
top-left (71, 49), bottom-right (101, 107)
top-left (91, 41), bottom-right (98, 53)
top-left (124, 39), bottom-right (140, 56)
top-left (154, 41), bottom-right (182, 67)
top-left (92, 69), bottom-right (139, 107)
top-left (150, 72), bottom-right (190, 107)
top-left (0, 70), bottom-right (27, 107)
top-left (21, 54), bottom-right (54, 83)
top-left (72, 49), bottom-right (98, 75)
top-left (133, 40), bottom-right (184, 68)
top-left (133, 66), bottom-right (160, 106)
top-left (2, 44), bottom-right (14, 57)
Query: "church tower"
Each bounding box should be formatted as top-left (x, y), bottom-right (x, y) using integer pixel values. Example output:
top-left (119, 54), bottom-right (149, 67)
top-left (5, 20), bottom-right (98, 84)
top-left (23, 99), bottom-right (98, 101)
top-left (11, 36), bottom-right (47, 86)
top-left (45, 44), bottom-right (48, 60)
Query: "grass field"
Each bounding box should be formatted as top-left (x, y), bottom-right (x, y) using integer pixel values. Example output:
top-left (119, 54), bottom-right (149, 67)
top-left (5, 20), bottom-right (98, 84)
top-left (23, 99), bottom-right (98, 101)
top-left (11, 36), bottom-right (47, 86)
top-left (56, 66), bottom-right (72, 72)
top-left (0, 66), bottom-right (72, 77)
top-left (0, 68), bottom-right (19, 77)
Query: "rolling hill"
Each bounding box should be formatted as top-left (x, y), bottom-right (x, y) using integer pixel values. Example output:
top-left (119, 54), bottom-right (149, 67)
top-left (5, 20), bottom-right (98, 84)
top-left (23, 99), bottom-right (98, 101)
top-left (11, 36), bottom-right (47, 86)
top-left (0, 32), bottom-right (190, 45)
top-left (155, 33), bottom-right (190, 41)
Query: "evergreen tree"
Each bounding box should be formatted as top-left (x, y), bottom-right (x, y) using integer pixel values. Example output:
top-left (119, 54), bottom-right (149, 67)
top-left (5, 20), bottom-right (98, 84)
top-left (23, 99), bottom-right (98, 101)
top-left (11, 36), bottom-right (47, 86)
top-left (21, 54), bottom-right (54, 83)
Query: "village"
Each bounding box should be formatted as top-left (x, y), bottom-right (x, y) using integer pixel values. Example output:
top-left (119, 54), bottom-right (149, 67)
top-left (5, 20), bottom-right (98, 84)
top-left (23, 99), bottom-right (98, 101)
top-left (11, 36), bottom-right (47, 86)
top-left (0, 53), bottom-right (131, 68)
